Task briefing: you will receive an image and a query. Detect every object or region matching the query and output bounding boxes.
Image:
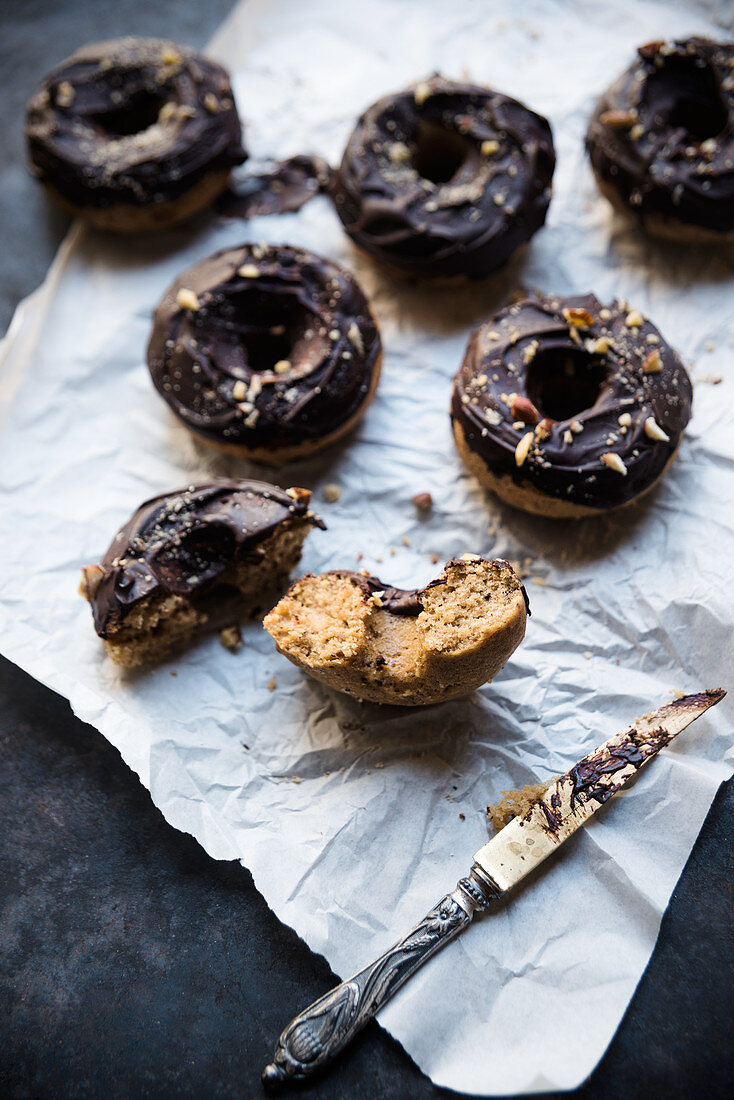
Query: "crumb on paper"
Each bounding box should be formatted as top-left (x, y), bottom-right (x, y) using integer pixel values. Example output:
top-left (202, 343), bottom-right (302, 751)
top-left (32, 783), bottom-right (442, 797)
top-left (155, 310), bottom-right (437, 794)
top-left (459, 812), bottom-right (466, 821)
top-left (487, 778), bottom-right (557, 833)
top-left (430, 553), bottom-right (440, 564)
top-left (291, 775), bottom-right (303, 784)
top-left (170, 670), bottom-right (178, 677)
top-left (220, 625), bottom-right (242, 652)
top-left (267, 676), bottom-right (277, 692)
top-left (412, 492), bottom-right (433, 511)
top-left (583, 650), bottom-right (593, 660)
top-left (402, 535), bottom-right (411, 547)
top-left (323, 483), bottom-right (341, 503)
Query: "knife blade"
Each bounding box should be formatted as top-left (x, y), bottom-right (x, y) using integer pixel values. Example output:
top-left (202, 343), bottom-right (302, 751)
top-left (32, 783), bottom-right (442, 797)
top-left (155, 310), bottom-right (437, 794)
top-left (262, 689), bottom-right (725, 1091)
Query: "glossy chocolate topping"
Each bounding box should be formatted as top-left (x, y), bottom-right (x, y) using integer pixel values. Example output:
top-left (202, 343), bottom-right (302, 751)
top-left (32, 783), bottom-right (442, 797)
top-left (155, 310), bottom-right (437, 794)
top-left (147, 243), bottom-right (381, 454)
top-left (451, 294), bottom-right (692, 511)
top-left (331, 75), bottom-right (555, 280)
top-left (216, 155), bottom-right (333, 219)
top-left (26, 37), bottom-right (246, 209)
top-left (88, 480), bottom-right (321, 638)
top-left (586, 38), bottom-right (734, 233)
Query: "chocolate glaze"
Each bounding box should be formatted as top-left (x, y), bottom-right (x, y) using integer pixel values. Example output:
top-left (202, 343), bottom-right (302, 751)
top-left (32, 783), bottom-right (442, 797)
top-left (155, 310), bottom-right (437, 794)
top-left (331, 556), bottom-right (529, 617)
top-left (88, 480), bottom-right (322, 638)
top-left (451, 293), bottom-right (692, 511)
top-left (147, 243), bottom-right (381, 454)
top-left (331, 75), bottom-right (555, 280)
top-left (216, 156), bottom-right (333, 219)
top-left (586, 38), bottom-right (734, 233)
top-left (26, 37), bottom-right (246, 210)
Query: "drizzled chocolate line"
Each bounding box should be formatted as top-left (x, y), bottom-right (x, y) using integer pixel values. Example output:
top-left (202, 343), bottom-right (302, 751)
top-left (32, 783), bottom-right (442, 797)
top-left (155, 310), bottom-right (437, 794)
top-left (586, 37), bottom-right (734, 233)
top-left (26, 37), bottom-right (246, 210)
top-left (216, 156), bottom-right (333, 219)
top-left (147, 243), bottom-right (381, 453)
top-left (331, 75), bottom-right (555, 280)
top-left (87, 480), bottom-right (322, 638)
top-left (451, 293), bottom-right (692, 511)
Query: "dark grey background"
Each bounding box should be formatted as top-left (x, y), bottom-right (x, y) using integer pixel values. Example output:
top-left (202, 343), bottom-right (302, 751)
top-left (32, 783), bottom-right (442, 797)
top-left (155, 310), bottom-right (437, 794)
top-left (0, 2), bottom-right (732, 1097)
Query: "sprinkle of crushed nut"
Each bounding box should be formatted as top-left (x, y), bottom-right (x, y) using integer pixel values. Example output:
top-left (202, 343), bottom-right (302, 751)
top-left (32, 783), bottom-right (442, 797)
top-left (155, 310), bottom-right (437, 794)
top-left (238, 264), bottom-right (260, 278)
top-left (644, 417), bottom-right (670, 442)
top-left (176, 288), bottom-right (200, 312)
top-left (618, 412), bottom-right (632, 427)
top-left (563, 306), bottom-right (594, 328)
top-left (563, 429), bottom-right (573, 444)
top-left (599, 109), bottom-right (638, 129)
top-left (602, 452), bottom-right (627, 475)
top-left (570, 420), bottom-right (583, 434)
top-left (389, 142), bottom-right (410, 164)
top-left (412, 492), bottom-right (433, 511)
top-left (630, 123), bottom-right (645, 141)
top-left (323, 484), bottom-right (341, 503)
top-left (267, 677), bottom-right (277, 692)
top-left (274, 359), bottom-right (291, 374)
top-left (645, 333), bottom-right (660, 345)
top-left (481, 139), bottom-right (500, 156)
top-left (56, 81), bottom-right (75, 107)
top-left (347, 322), bottom-right (364, 354)
top-left (414, 81), bottom-right (432, 105)
top-left (592, 336), bottom-right (612, 354)
top-left (232, 380), bottom-right (247, 401)
top-left (203, 92), bottom-right (220, 114)
top-left (372, 591), bottom-right (385, 607)
top-left (642, 349), bottom-right (663, 374)
top-left (160, 46), bottom-right (182, 65)
top-left (599, 308), bottom-right (612, 321)
top-left (625, 309), bottom-right (643, 328)
top-left (535, 418), bottom-right (553, 441)
top-left (220, 625), bottom-right (242, 652)
top-left (515, 431), bottom-right (534, 467)
top-left (700, 137), bottom-right (717, 156)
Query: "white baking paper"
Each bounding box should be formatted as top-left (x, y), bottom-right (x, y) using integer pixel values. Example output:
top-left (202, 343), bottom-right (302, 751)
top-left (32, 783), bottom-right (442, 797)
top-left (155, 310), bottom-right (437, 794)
top-left (1, 0), bottom-right (733, 1093)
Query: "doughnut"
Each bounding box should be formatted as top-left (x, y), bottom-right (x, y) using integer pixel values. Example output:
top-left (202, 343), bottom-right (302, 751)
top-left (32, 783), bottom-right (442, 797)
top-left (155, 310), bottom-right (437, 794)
top-left (263, 556), bottom-right (528, 706)
top-left (330, 74), bottom-right (555, 281)
top-left (451, 294), bottom-right (692, 519)
top-left (147, 243), bottom-right (382, 464)
top-left (79, 480), bottom-right (323, 667)
top-left (25, 37), bottom-right (246, 232)
top-left (586, 38), bottom-right (734, 243)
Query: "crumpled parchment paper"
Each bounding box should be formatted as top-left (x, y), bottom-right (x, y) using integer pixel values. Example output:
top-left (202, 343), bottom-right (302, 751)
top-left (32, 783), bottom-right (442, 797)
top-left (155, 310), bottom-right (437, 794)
top-left (1, 0), bottom-right (733, 1093)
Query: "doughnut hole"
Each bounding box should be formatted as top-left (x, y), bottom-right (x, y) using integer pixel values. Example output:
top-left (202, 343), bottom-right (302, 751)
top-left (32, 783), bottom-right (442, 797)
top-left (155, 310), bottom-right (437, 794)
top-left (644, 55), bottom-right (728, 141)
top-left (199, 284), bottom-right (320, 375)
top-left (411, 119), bottom-right (473, 184)
top-left (91, 89), bottom-right (169, 136)
top-left (525, 346), bottom-right (606, 422)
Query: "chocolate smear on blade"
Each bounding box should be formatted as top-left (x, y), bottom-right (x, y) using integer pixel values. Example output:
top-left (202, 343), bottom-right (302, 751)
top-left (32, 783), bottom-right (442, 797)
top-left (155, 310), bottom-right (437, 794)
top-left (216, 155), bottom-right (333, 219)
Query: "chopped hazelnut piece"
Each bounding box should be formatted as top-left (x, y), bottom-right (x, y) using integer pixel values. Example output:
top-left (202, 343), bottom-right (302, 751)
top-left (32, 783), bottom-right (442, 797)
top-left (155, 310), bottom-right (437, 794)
top-left (618, 412), bottom-right (632, 427)
top-left (56, 81), bottom-right (75, 107)
top-left (625, 309), bottom-right (644, 328)
top-left (602, 452), bottom-right (627, 476)
top-left (274, 359), bottom-right (291, 374)
top-left (644, 417), bottom-right (670, 442)
top-left (78, 564), bottom-right (103, 601)
top-left (203, 92), bottom-right (220, 114)
top-left (232, 380), bottom-right (247, 401)
top-left (570, 420), bottom-right (583, 434)
top-left (414, 81), bottom-right (432, 106)
top-left (510, 394), bottom-right (540, 425)
top-left (389, 142), bottom-right (410, 164)
top-left (238, 264), bottom-right (260, 278)
top-left (176, 288), bottom-right (200, 312)
top-left (515, 431), bottom-right (534, 467)
top-left (563, 307), bottom-right (594, 328)
top-left (599, 109), bottom-right (638, 129)
top-left (481, 139), bottom-right (500, 156)
top-left (642, 349), bottom-right (663, 374)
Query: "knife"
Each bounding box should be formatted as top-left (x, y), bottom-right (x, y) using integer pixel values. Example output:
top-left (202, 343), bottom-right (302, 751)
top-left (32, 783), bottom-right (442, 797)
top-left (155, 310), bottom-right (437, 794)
top-left (261, 689), bottom-right (725, 1090)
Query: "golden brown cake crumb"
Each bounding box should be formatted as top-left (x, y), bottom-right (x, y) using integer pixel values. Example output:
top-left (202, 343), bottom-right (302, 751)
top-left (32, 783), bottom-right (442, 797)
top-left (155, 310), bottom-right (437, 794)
top-left (487, 778), bottom-right (556, 832)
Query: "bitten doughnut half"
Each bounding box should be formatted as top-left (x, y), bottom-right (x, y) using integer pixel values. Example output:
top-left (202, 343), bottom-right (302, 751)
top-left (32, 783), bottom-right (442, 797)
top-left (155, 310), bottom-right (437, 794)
top-left (451, 294), bottom-right (692, 519)
top-left (331, 74), bottom-right (555, 281)
top-left (263, 556), bottom-right (528, 706)
top-left (147, 244), bottom-right (383, 464)
top-left (586, 38), bottom-right (734, 243)
top-left (79, 480), bottom-right (323, 667)
top-left (25, 37), bottom-right (246, 232)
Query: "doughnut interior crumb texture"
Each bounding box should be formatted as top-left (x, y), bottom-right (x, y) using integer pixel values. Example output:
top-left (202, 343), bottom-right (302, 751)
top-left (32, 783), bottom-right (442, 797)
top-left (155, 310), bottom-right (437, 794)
top-left (85, 523), bottom-right (309, 668)
top-left (487, 779), bottom-right (556, 833)
top-left (263, 558), bottom-right (527, 706)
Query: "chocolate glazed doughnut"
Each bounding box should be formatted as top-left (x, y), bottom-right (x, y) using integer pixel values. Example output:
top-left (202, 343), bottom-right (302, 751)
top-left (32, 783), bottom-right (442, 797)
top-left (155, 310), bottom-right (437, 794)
top-left (26, 37), bottom-right (246, 232)
top-left (331, 75), bottom-right (555, 281)
top-left (451, 294), bottom-right (692, 519)
top-left (586, 38), bottom-right (734, 243)
top-left (147, 244), bottom-right (382, 464)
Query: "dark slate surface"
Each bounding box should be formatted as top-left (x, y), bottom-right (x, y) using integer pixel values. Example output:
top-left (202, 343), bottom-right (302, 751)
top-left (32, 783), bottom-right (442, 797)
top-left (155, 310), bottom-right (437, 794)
top-left (0, 2), bottom-right (732, 1098)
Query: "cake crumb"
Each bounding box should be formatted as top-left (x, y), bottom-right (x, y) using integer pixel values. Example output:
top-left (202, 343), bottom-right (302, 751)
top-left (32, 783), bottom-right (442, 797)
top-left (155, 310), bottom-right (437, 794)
top-left (220, 625), bottom-right (242, 652)
top-left (267, 676), bottom-right (277, 692)
top-left (459, 812), bottom-right (466, 821)
top-left (487, 778), bottom-right (557, 832)
top-left (170, 670), bottom-right (178, 677)
top-left (323, 484), bottom-right (341, 503)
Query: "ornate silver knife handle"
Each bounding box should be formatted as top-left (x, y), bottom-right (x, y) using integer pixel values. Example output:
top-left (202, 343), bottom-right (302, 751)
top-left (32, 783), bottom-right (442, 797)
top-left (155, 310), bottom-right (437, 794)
top-left (261, 865), bottom-right (501, 1090)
